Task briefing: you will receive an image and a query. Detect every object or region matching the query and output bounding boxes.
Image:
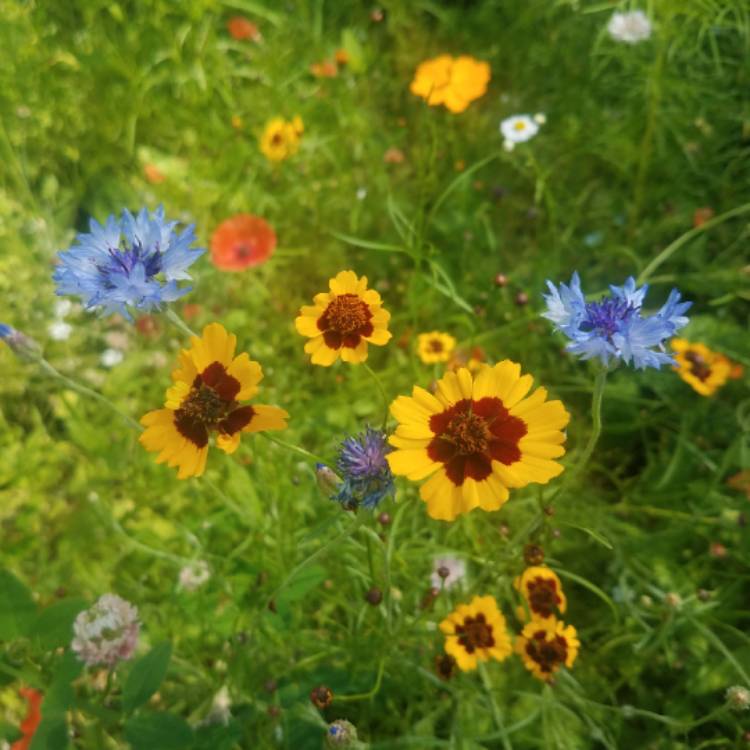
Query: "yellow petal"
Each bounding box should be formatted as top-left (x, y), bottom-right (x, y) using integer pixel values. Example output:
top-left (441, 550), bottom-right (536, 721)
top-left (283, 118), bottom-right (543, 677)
top-left (243, 404), bottom-right (289, 433)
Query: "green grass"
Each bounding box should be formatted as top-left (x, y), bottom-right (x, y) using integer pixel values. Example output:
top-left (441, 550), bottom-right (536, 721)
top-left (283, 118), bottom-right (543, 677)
top-left (1, 0), bottom-right (749, 748)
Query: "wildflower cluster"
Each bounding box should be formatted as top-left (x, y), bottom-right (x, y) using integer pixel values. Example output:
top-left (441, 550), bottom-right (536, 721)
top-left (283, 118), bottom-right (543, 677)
top-left (259, 115), bottom-right (304, 162)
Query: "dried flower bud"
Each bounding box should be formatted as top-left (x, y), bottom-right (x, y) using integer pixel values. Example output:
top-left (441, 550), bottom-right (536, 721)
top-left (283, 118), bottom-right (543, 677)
top-left (365, 587), bottom-right (383, 606)
top-left (494, 273), bottom-right (509, 287)
top-left (310, 684), bottom-right (334, 710)
top-left (664, 592), bottom-right (682, 610)
top-left (523, 544), bottom-right (545, 566)
top-left (377, 512), bottom-right (391, 526)
top-left (437, 566), bottom-right (450, 580)
top-left (515, 292), bottom-right (529, 307)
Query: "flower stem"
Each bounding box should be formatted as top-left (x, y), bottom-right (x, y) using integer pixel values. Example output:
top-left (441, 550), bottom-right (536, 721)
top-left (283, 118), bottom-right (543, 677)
top-left (260, 432), bottom-right (330, 466)
top-left (545, 368), bottom-right (607, 510)
top-left (165, 307), bottom-right (198, 338)
top-left (478, 663), bottom-right (512, 750)
top-left (363, 362), bottom-right (389, 429)
top-left (38, 358), bottom-right (143, 432)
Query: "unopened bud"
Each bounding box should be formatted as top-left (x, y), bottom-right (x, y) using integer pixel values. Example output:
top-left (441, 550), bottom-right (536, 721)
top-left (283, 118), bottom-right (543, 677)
top-left (310, 684), bottom-right (333, 710)
top-left (523, 544), bottom-right (544, 566)
top-left (316, 464), bottom-right (341, 497)
top-left (0, 324), bottom-right (42, 362)
top-left (726, 685), bottom-right (750, 711)
top-left (326, 719), bottom-right (358, 747)
top-left (365, 587), bottom-right (382, 606)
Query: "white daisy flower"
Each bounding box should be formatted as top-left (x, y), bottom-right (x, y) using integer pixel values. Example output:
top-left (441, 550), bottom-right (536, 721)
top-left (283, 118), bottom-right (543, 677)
top-left (500, 115), bottom-right (540, 144)
top-left (607, 10), bottom-right (652, 44)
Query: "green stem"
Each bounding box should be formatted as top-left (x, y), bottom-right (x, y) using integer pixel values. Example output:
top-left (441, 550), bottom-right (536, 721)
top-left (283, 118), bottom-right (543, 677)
top-left (478, 663), bottom-right (512, 750)
top-left (270, 513), bottom-right (366, 601)
top-left (363, 362), bottom-right (390, 429)
top-left (38, 358), bottom-right (143, 432)
top-left (546, 369), bottom-right (607, 508)
top-left (261, 432), bottom-right (329, 466)
top-left (335, 657), bottom-right (385, 702)
top-left (637, 201), bottom-right (750, 284)
top-left (165, 307), bottom-right (198, 338)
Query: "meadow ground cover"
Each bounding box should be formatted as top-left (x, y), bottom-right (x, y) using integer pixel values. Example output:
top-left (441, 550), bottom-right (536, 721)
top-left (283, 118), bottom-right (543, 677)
top-left (1, 0), bottom-right (749, 747)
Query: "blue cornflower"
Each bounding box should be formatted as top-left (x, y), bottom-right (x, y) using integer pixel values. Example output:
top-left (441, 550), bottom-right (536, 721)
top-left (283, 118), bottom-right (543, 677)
top-left (0, 323), bottom-right (41, 361)
top-left (53, 206), bottom-right (204, 319)
top-left (542, 272), bottom-right (691, 369)
top-left (331, 428), bottom-right (395, 510)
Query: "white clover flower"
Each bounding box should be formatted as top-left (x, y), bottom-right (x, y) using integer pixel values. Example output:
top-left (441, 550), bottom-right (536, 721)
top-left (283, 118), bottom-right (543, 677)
top-left (71, 594), bottom-right (140, 667)
top-left (178, 561), bottom-right (210, 592)
top-left (607, 10), bottom-right (652, 44)
top-left (431, 555), bottom-right (467, 590)
top-left (100, 348), bottom-right (124, 368)
top-left (356, 187), bottom-right (367, 201)
top-left (48, 321), bottom-right (72, 341)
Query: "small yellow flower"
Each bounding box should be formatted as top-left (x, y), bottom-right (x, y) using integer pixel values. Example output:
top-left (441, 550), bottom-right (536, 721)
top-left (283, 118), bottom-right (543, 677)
top-left (439, 595), bottom-right (512, 672)
top-left (260, 116), bottom-right (304, 162)
top-left (516, 616), bottom-right (579, 681)
top-left (671, 339), bottom-right (743, 396)
top-left (410, 55), bottom-right (491, 114)
top-left (514, 566), bottom-right (566, 620)
top-left (417, 331), bottom-right (456, 364)
top-left (140, 323), bottom-right (288, 478)
top-left (294, 270), bottom-right (391, 366)
top-left (387, 362), bottom-right (569, 521)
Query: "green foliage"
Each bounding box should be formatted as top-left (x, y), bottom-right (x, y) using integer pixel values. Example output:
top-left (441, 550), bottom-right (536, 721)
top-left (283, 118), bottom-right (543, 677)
top-left (1, 0), bottom-right (749, 748)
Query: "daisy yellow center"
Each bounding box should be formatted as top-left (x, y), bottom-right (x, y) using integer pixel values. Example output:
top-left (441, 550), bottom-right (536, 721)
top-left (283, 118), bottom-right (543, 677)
top-left (685, 351), bottom-right (711, 382)
top-left (527, 577), bottom-right (560, 617)
top-left (325, 294), bottom-right (370, 334)
top-left (514, 121), bottom-right (527, 131)
top-left (526, 631), bottom-right (567, 674)
top-left (446, 411), bottom-right (491, 455)
top-left (456, 613), bottom-right (494, 653)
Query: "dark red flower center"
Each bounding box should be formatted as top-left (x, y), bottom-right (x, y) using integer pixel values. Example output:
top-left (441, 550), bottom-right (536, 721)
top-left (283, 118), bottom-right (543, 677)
top-left (234, 240), bottom-right (257, 260)
top-left (685, 351), bottom-right (711, 382)
top-left (428, 339), bottom-right (444, 353)
top-left (427, 398), bottom-right (527, 486)
top-left (526, 631), bottom-right (568, 674)
top-left (317, 293), bottom-right (374, 350)
top-left (526, 576), bottom-right (562, 618)
top-left (173, 361), bottom-right (254, 448)
top-left (271, 131), bottom-right (284, 146)
top-left (455, 612), bottom-right (495, 653)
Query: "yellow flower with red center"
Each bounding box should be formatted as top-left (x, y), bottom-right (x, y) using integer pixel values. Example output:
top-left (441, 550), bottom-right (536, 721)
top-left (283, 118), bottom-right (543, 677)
top-left (140, 323), bottom-right (288, 478)
top-left (410, 55), bottom-right (491, 113)
top-left (515, 566), bottom-right (566, 620)
top-left (417, 331), bottom-right (456, 364)
top-left (439, 595), bottom-right (512, 672)
top-left (387, 362), bottom-right (569, 521)
top-left (260, 116), bottom-right (304, 162)
top-left (671, 339), bottom-right (743, 397)
top-left (294, 270), bottom-right (391, 366)
top-left (516, 616), bottom-right (579, 681)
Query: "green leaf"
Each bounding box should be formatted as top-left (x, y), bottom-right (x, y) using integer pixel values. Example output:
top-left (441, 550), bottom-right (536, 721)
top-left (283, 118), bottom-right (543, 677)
top-left (194, 719), bottom-right (242, 750)
top-left (0, 568), bottom-right (36, 639)
top-left (123, 642), bottom-right (172, 713)
top-left (30, 598), bottom-right (87, 649)
top-left (124, 712), bottom-right (194, 750)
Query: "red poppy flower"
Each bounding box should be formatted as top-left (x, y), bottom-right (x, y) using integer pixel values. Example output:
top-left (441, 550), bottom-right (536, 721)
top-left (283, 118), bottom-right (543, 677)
top-left (12, 687), bottom-right (43, 750)
top-left (210, 215), bottom-right (277, 271)
top-left (227, 17), bottom-right (260, 42)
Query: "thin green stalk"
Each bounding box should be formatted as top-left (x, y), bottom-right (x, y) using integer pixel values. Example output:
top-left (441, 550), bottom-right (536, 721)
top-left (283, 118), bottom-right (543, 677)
top-left (546, 369), bottom-right (607, 508)
top-left (363, 362), bottom-right (390, 429)
top-left (637, 201), bottom-right (750, 284)
top-left (270, 513), bottom-right (366, 601)
top-left (478, 663), bottom-right (512, 750)
top-left (335, 657), bottom-right (385, 702)
top-left (165, 307), bottom-right (198, 338)
top-left (38, 358), bottom-right (143, 432)
top-left (261, 432), bottom-right (329, 466)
